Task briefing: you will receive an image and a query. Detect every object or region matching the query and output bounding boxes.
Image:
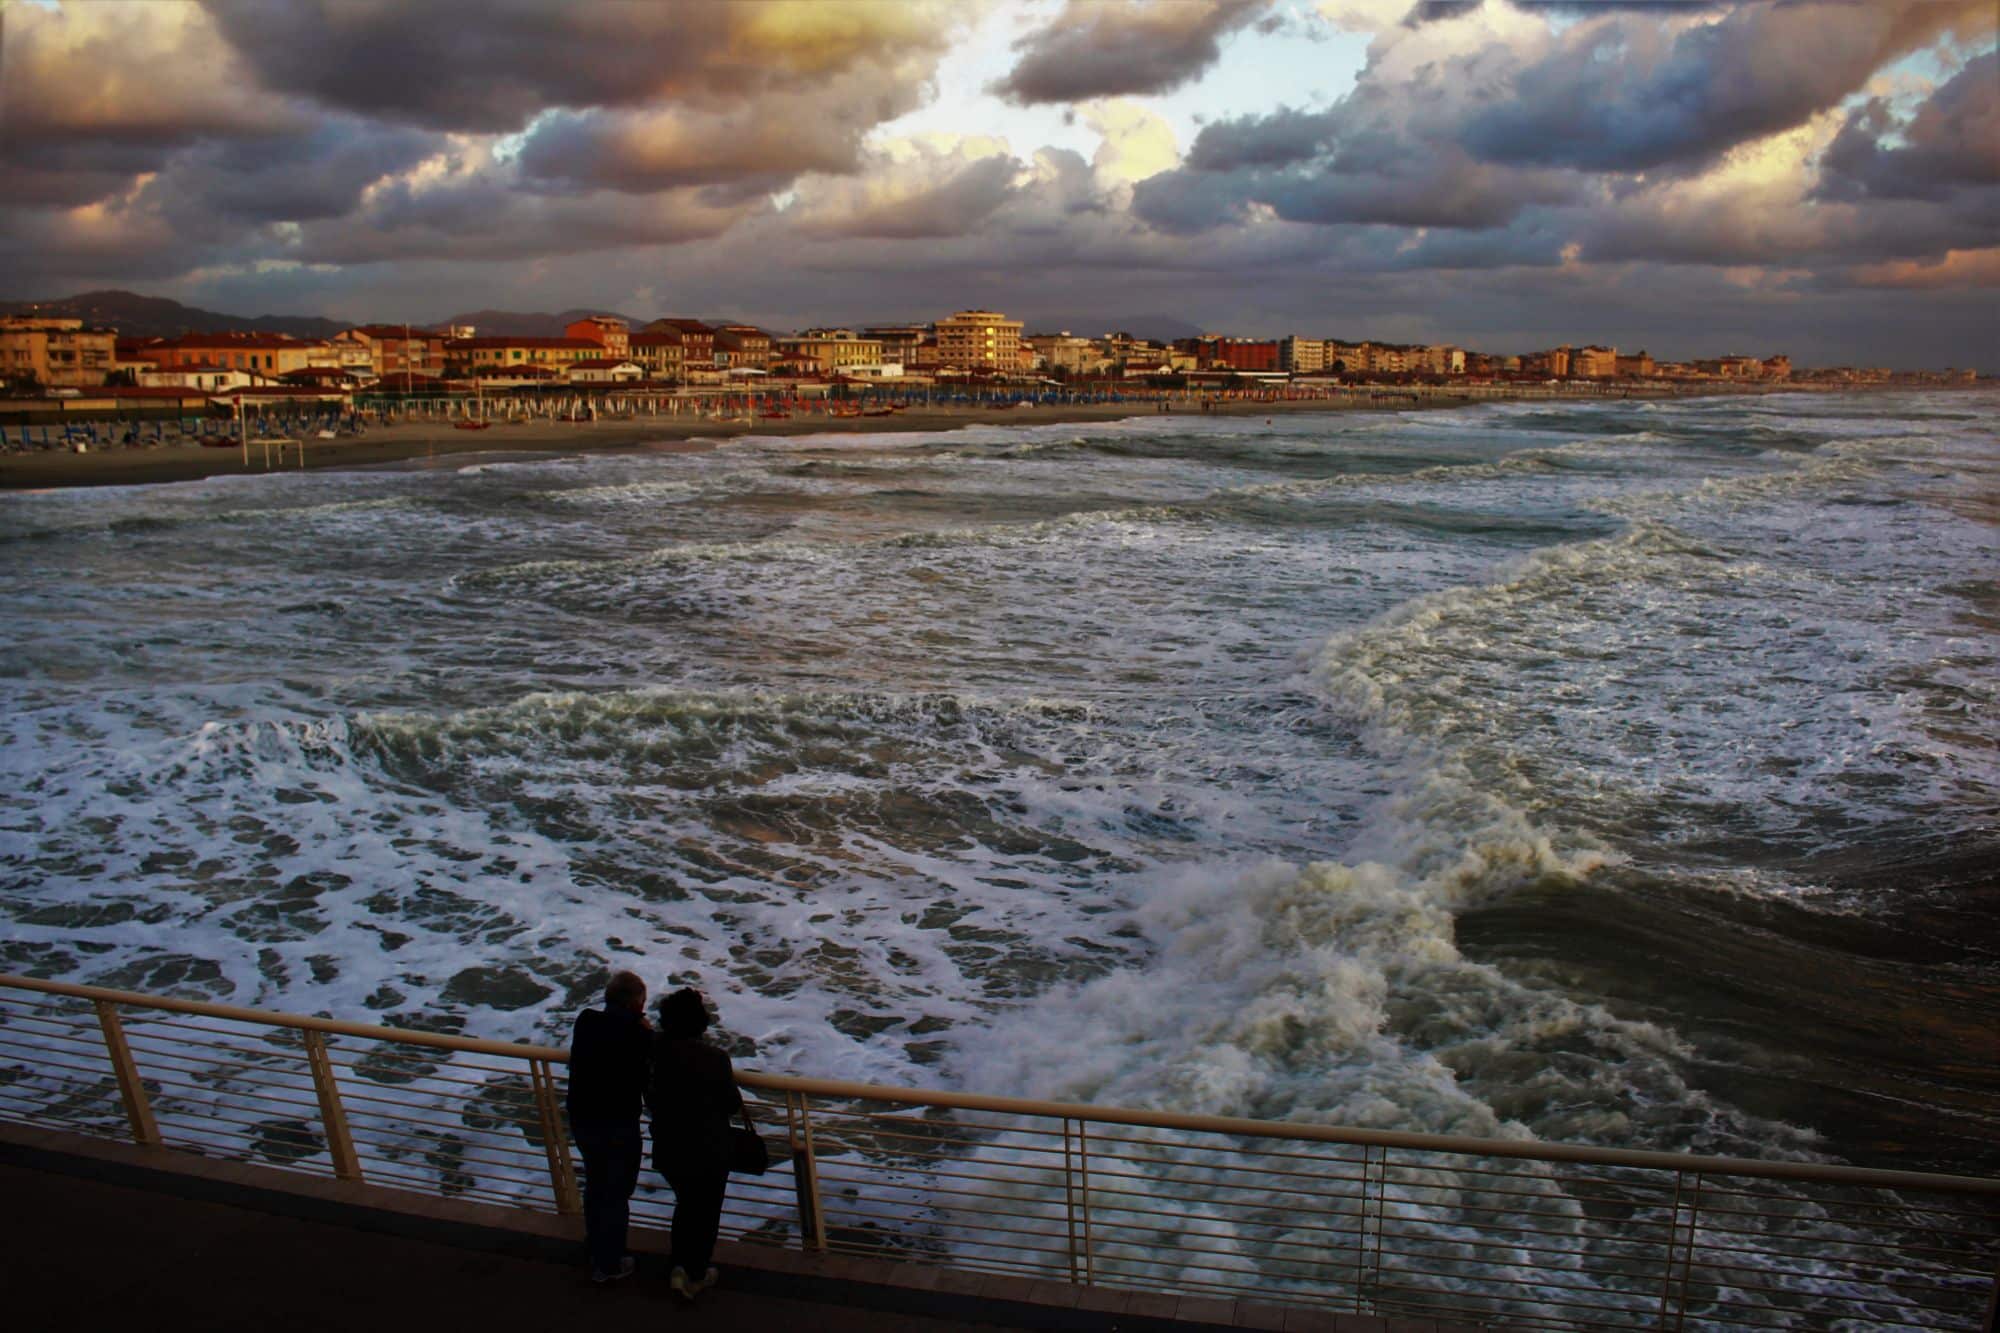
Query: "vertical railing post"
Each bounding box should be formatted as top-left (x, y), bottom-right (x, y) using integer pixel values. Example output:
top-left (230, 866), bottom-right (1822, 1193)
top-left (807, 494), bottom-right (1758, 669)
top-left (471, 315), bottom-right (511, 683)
top-left (1353, 1143), bottom-right (1376, 1311)
top-left (788, 1091), bottom-right (827, 1251)
top-left (1369, 1146), bottom-right (1390, 1302)
top-left (1062, 1118), bottom-right (1080, 1283)
top-left (1658, 1170), bottom-right (1687, 1327)
top-left (528, 1057), bottom-right (580, 1215)
top-left (92, 1000), bottom-right (159, 1146)
top-left (303, 1030), bottom-right (361, 1182)
top-left (1670, 1172), bottom-right (1704, 1331)
top-left (1077, 1118), bottom-right (1094, 1285)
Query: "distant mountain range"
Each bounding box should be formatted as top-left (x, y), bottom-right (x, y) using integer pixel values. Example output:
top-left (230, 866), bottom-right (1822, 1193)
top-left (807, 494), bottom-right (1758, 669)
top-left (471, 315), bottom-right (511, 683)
top-left (0, 290), bottom-right (350, 340)
top-left (4, 290), bottom-right (1214, 345)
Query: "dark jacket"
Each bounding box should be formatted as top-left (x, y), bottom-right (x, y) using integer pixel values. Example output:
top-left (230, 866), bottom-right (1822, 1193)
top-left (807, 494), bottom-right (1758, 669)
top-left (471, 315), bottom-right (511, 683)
top-left (646, 1034), bottom-right (744, 1173)
top-left (566, 1005), bottom-right (652, 1128)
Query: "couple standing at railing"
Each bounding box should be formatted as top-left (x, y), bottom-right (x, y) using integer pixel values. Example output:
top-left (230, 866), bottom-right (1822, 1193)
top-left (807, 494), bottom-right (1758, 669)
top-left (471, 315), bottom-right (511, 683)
top-left (565, 971), bottom-right (756, 1300)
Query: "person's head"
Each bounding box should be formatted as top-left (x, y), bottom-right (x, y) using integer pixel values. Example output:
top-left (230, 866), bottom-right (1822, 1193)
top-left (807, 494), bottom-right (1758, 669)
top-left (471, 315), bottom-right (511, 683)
top-left (655, 986), bottom-right (710, 1039)
top-left (604, 970), bottom-right (646, 1014)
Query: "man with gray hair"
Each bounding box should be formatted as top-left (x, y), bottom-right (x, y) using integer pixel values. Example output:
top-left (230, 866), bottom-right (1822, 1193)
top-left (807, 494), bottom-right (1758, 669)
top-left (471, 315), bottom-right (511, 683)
top-left (566, 970), bottom-right (651, 1283)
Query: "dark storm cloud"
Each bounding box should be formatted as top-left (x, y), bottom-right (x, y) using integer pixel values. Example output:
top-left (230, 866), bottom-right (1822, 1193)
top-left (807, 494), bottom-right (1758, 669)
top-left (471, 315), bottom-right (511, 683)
top-left (1185, 106), bottom-right (1332, 171)
top-left (198, 0), bottom-right (961, 135)
top-left (1461, 0), bottom-right (1994, 173)
top-left (1816, 52), bottom-right (2000, 202)
top-left (156, 120), bottom-right (442, 226)
top-left (993, 0), bottom-right (1271, 105)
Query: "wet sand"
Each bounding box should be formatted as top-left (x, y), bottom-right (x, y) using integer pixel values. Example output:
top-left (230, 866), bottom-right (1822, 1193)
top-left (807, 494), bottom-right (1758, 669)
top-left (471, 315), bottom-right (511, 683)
top-left (0, 388), bottom-right (1698, 491)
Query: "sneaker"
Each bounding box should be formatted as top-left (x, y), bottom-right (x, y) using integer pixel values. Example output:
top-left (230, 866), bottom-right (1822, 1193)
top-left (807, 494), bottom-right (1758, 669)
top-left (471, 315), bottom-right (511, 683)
top-left (669, 1265), bottom-right (697, 1303)
top-left (697, 1267), bottom-right (720, 1292)
top-left (591, 1256), bottom-right (636, 1285)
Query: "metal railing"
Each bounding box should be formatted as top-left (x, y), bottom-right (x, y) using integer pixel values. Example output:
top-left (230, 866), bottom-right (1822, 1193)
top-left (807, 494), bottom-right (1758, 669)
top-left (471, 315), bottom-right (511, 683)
top-left (0, 972), bottom-right (1992, 1329)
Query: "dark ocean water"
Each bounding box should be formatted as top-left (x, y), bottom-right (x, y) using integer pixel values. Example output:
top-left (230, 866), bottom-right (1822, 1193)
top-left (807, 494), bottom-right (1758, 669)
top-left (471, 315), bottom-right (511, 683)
top-left (3, 389), bottom-right (1995, 1180)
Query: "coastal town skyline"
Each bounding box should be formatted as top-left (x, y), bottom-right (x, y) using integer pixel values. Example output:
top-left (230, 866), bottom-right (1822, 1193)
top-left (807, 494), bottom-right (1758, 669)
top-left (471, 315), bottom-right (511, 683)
top-left (3, 1), bottom-right (1996, 372)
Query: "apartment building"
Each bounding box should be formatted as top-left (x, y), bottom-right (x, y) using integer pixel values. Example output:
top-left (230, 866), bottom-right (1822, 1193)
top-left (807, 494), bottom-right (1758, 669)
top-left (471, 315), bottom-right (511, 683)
top-left (934, 310), bottom-right (1022, 371)
top-left (1, 316), bottom-right (117, 388)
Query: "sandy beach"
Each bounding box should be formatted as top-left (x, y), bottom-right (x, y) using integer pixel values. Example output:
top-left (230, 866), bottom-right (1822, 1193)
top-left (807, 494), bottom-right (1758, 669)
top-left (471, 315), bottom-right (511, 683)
top-left (0, 385), bottom-right (1762, 491)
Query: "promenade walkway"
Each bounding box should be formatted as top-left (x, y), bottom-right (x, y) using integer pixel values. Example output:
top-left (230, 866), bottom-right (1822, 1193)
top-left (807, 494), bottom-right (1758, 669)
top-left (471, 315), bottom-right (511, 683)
top-left (1, 1125), bottom-right (1456, 1332)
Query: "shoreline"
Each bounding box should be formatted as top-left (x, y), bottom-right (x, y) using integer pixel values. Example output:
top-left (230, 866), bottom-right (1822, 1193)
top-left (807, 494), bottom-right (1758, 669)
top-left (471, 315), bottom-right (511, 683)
top-left (0, 383), bottom-right (1878, 491)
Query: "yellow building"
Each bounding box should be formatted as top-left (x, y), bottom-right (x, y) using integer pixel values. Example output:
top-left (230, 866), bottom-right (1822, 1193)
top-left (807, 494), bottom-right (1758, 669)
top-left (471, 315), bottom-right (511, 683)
top-left (1, 316), bottom-right (117, 388)
top-left (444, 336), bottom-right (602, 372)
top-left (934, 310), bottom-right (1022, 371)
top-left (777, 333), bottom-right (886, 374)
top-left (1571, 345), bottom-right (1618, 378)
top-left (629, 331), bottom-right (687, 380)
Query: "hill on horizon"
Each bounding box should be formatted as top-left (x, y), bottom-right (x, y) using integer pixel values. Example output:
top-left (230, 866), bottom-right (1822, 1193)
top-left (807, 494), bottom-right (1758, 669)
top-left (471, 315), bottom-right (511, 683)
top-left (0, 290), bottom-right (348, 340)
top-left (4, 290), bottom-right (1215, 346)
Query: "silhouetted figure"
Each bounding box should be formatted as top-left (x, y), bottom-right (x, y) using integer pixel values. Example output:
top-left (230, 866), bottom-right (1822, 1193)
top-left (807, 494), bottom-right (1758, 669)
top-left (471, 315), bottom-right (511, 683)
top-left (647, 986), bottom-right (746, 1303)
top-left (565, 970), bottom-right (651, 1284)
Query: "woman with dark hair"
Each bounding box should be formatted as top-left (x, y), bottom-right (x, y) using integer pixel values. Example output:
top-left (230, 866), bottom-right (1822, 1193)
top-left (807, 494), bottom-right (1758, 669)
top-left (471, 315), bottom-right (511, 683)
top-left (646, 986), bottom-right (747, 1302)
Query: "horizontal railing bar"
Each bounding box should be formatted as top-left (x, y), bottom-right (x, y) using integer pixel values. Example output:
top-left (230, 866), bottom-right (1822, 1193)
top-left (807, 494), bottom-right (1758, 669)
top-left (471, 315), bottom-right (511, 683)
top-left (1085, 1128), bottom-right (1375, 1168)
top-left (1690, 1210), bottom-right (1999, 1246)
top-left (9, 973), bottom-right (1992, 1197)
top-left (1694, 1293), bottom-right (1961, 1327)
top-left (1383, 1220), bottom-right (1674, 1260)
top-left (812, 1122), bottom-right (1070, 1158)
top-left (807, 1115), bottom-right (1069, 1147)
top-left (342, 1125), bottom-right (546, 1164)
top-left (1080, 1163), bottom-right (1368, 1207)
top-left (1080, 1154), bottom-right (1372, 1193)
top-left (0, 1011), bottom-right (104, 1040)
top-left (148, 1084), bottom-right (326, 1118)
top-left (0, 1050), bottom-right (117, 1083)
top-left (1689, 1200), bottom-right (2000, 1236)
top-left (1690, 1178), bottom-right (1999, 1214)
top-left (1686, 1256), bottom-right (1980, 1296)
top-left (814, 1180), bottom-right (1070, 1230)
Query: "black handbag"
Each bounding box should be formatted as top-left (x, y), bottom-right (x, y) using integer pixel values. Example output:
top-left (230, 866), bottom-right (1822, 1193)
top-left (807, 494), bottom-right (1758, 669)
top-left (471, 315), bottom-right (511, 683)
top-left (730, 1124), bottom-right (770, 1176)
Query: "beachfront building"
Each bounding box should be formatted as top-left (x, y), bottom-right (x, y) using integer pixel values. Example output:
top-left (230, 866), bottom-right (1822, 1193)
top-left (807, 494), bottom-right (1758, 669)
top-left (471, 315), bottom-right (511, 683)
top-left (567, 358), bottom-right (644, 385)
top-left (935, 310), bottom-right (1022, 372)
top-left (443, 335), bottom-right (601, 374)
top-left (629, 331), bottom-right (687, 381)
top-left (135, 332), bottom-right (325, 378)
top-left (1762, 355), bottom-right (1792, 380)
top-left (309, 332), bottom-right (378, 377)
top-left (1417, 345), bottom-right (1467, 375)
top-left (644, 318), bottom-right (714, 366)
top-left (1, 316), bottom-right (117, 389)
top-left (1026, 333), bottom-right (1107, 376)
top-left (345, 326), bottom-right (447, 379)
top-left (865, 326), bottom-right (929, 369)
top-left (137, 363), bottom-right (265, 393)
top-left (1280, 337), bottom-right (1328, 374)
top-left (1616, 350), bottom-right (1656, 378)
top-left (1521, 346), bottom-right (1572, 377)
top-left (714, 326), bottom-right (773, 370)
top-left (564, 316), bottom-right (630, 360)
top-left (1696, 354), bottom-right (1765, 378)
top-left (776, 331), bottom-right (887, 376)
top-left (1572, 345), bottom-right (1618, 378)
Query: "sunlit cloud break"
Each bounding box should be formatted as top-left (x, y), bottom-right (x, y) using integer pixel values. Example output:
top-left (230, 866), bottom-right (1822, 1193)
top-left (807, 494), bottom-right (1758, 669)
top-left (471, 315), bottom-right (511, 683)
top-left (1, 0), bottom-right (1995, 367)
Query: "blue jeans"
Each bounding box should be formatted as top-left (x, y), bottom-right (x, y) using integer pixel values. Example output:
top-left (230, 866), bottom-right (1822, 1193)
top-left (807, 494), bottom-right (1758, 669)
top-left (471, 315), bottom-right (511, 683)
top-left (572, 1121), bottom-right (642, 1274)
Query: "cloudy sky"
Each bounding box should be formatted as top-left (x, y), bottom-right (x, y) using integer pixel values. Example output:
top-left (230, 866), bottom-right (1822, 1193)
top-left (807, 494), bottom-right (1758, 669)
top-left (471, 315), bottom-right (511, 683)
top-left (3, 0), bottom-right (1995, 367)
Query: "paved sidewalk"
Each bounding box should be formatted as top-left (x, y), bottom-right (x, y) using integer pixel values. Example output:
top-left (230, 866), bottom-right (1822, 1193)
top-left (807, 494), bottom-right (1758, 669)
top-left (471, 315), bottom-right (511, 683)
top-left (3, 1161), bottom-right (999, 1332)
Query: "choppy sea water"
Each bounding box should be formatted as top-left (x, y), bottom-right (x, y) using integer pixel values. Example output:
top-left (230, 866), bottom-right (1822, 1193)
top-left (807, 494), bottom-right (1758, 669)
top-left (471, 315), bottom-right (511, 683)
top-left (3, 389), bottom-right (1996, 1185)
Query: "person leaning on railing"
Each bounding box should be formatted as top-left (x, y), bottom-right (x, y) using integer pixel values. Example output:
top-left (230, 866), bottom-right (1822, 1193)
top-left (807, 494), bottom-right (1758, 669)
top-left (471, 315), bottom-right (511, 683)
top-left (564, 970), bottom-right (651, 1285)
top-left (646, 986), bottom-right (748, 1304)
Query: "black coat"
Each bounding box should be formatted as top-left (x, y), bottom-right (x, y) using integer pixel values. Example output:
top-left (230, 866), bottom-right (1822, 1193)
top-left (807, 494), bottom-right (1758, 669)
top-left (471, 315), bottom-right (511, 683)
top-left (565, 1005), bottom-right (651, 1128)
top-left (646, 1034), bottom-right (743, 1174)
